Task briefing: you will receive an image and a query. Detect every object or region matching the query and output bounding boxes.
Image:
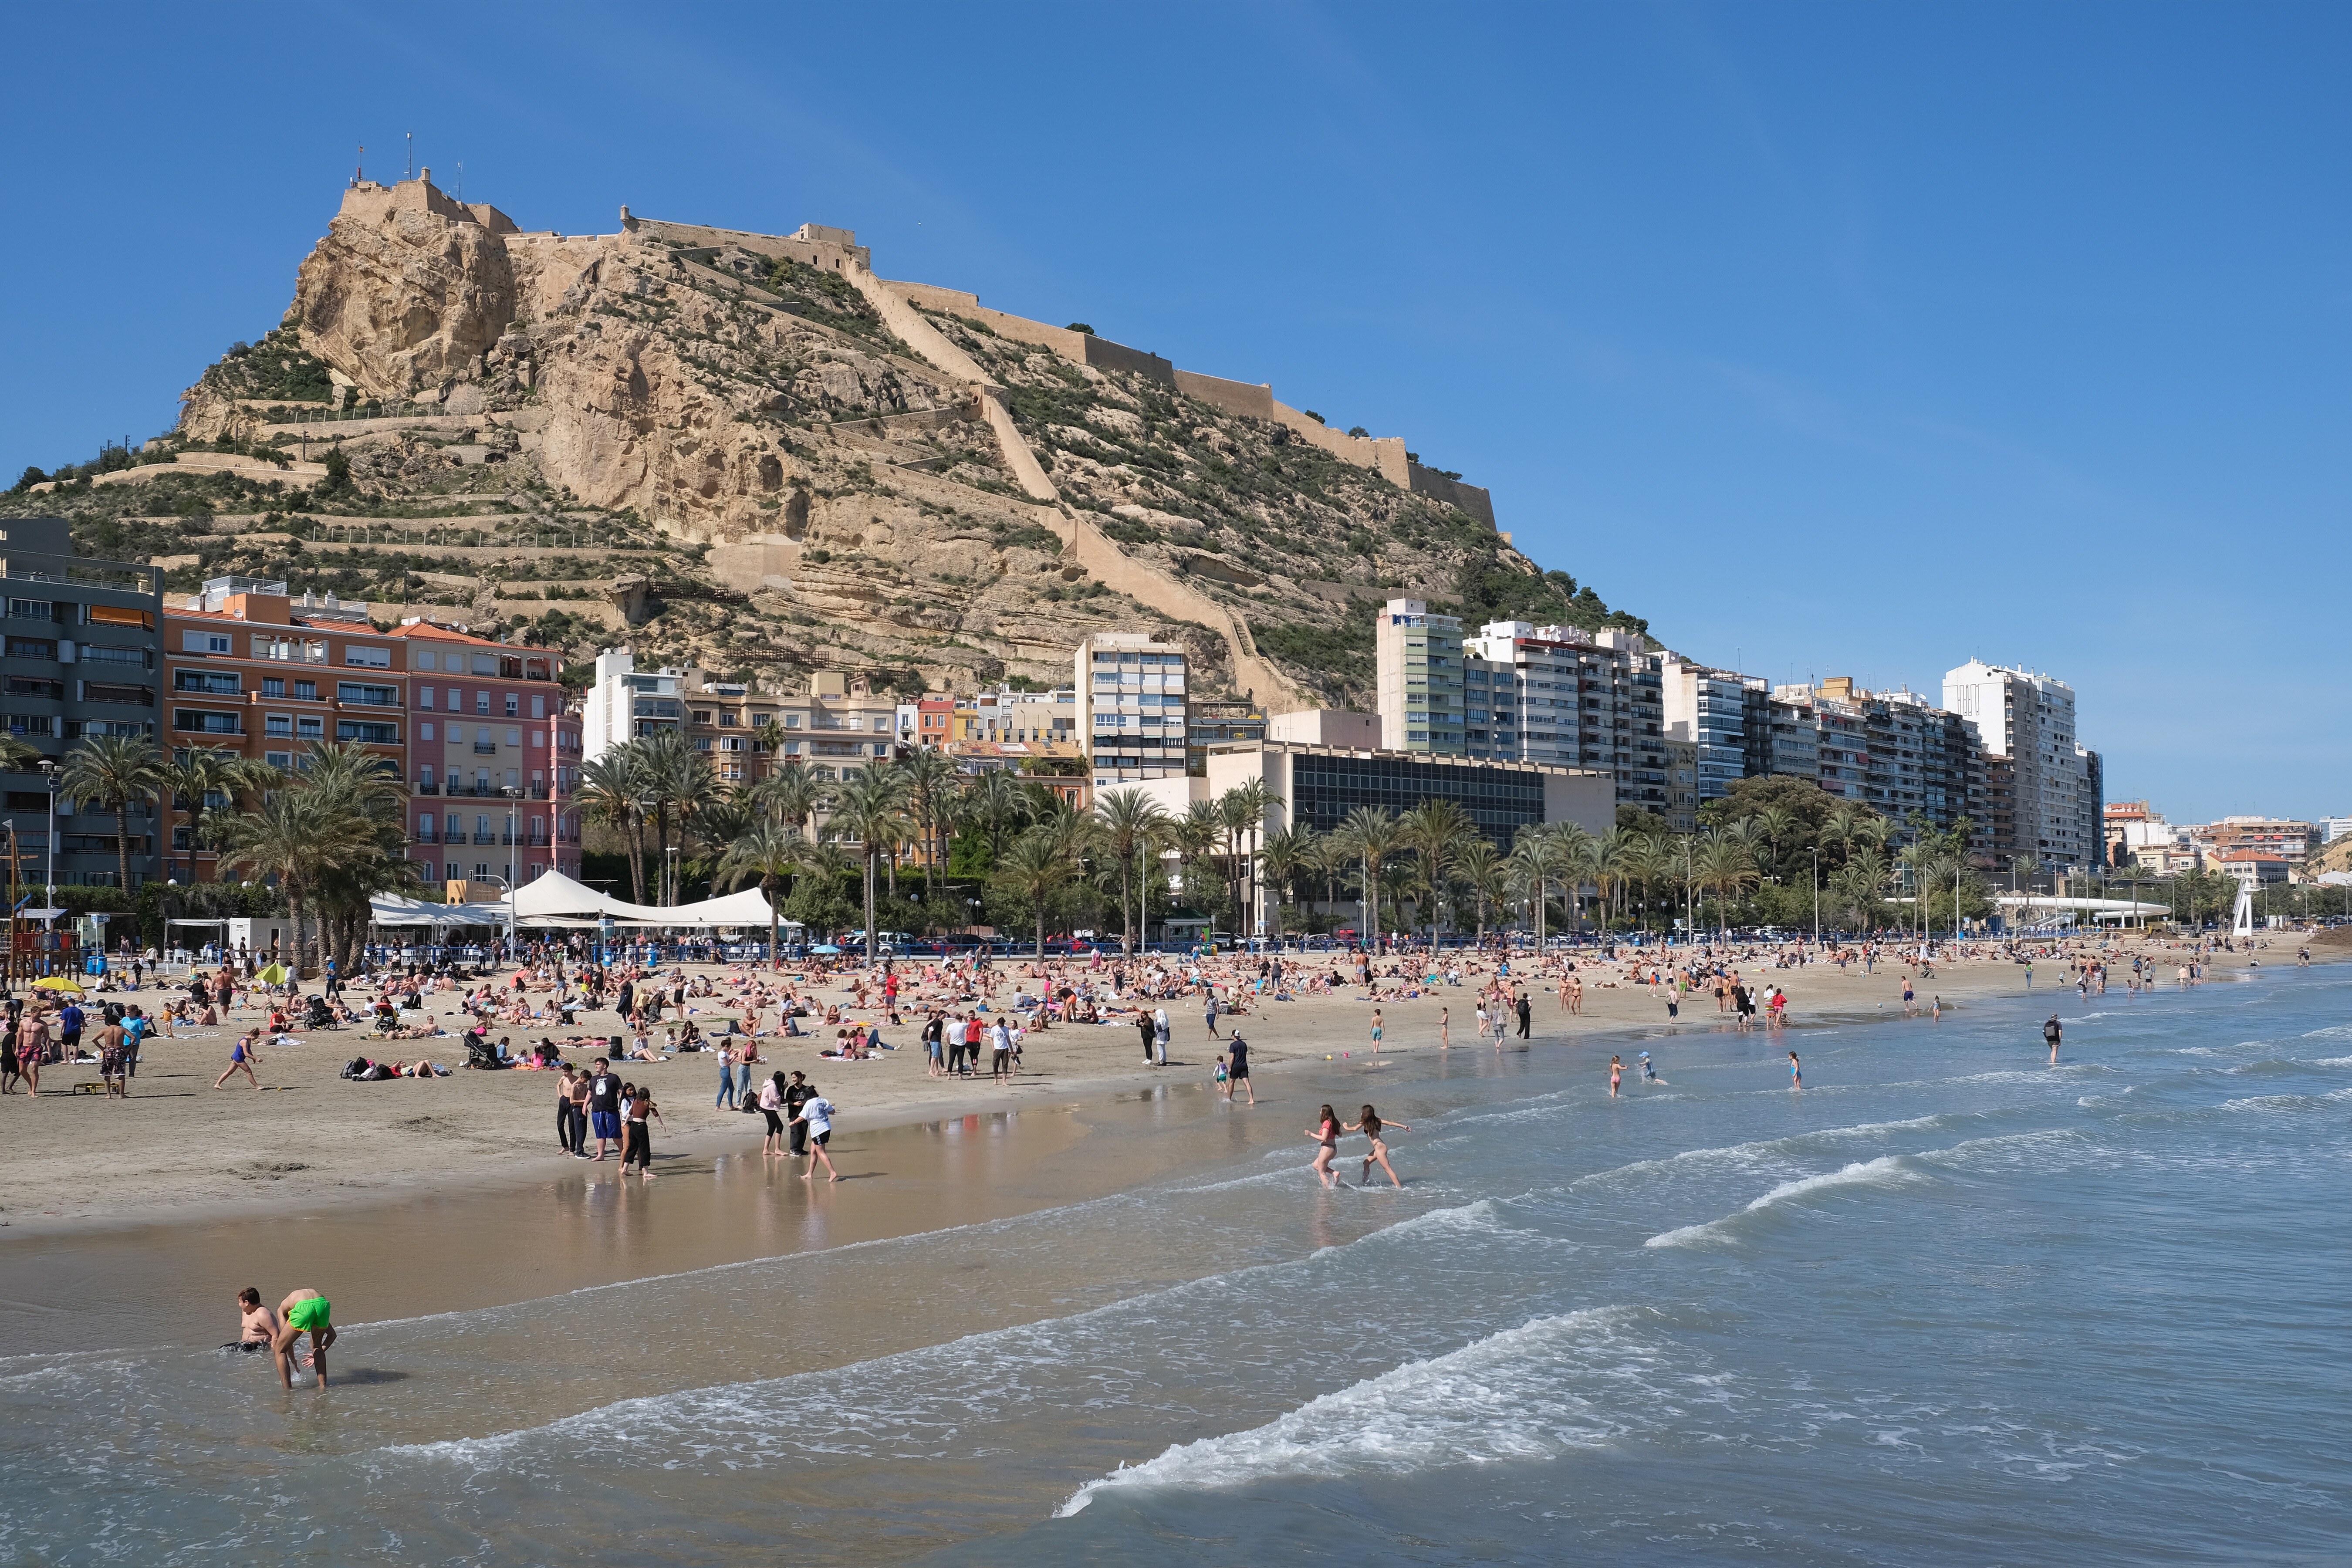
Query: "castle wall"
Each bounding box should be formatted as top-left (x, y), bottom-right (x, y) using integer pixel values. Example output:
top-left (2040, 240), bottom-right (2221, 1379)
top-left (1406, 463), bottom-right (1496, 527)
top-left (1172, 369), bottom-right (1274, 420)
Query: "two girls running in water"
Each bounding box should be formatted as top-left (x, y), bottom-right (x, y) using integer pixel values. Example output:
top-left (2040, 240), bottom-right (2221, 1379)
top-left (1305, 1103), bottom-right (1413, 1189)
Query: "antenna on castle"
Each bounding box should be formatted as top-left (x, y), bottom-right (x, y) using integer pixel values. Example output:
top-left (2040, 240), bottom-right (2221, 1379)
top-left (454, 161), bottom-right (462, 201)
top-left (405, 132), bottom-right (413, 181)
top-left (353, 144), bottom-right (364, 186)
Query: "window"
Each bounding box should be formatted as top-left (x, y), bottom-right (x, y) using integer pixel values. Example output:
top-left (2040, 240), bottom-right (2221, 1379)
top-left (297, 716), bottom-right (323, 739)
top-left (414, 651), bottom-right (437, 672)
top-left (6, 676), bottom-right (61, 698)
top-left (446, 688), bottom-right (460, 710)
top-left (338, 720), bottom-right (399, 744)
top-left (266, 751), bottom-right (293, 770)
top-left (504, 692), bottom-right (519, 717)
top-left (338, 682), bottom-right (398, 706)
top-left (7, 598), bottom-right (52, 621)
top-left (718, 710), bottom-right (737, 727)
top-left (784, 713), bottom-right (801, 728)
top-left (7, 637), bottom-right (57, 661)
top-left (693, 710), bottom-right (715, 726)
top-left (418, 687), bottom-right (434, 709)
top-left (172, 711), bottom-right (243, 735)
top-left (173, 670), bottom-right (240, 695)
top-left (475, 692), bottom-right (490, 715)
top-left (85, 605), bottom-right (155, 631)
top-left (81, 643), bottom-right (146, 667)
top-left (421, 723), bottom-right (435, 741)
top-left (294, 680), bottom-right (317, 702)
top-left (344, 644), bottom-right (390, 668)
top-left (530, 695), bottom-right (545, 720)
top-left (260, 676), bottom-right (285, 699)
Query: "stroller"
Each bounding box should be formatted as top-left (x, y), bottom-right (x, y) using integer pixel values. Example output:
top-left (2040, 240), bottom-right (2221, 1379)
top-left (464, 1034), bottom-right (507, 1071)
top-left (304, 994), bottom-right (337, 1031)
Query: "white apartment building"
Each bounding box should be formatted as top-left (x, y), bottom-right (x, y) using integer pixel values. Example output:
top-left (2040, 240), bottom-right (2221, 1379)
top-left (581, 649), bottom-right (683, 764)
top-left (686, 670), bottom-right (902, 784)
top-left (1463, 621), bottom-right (1673, 814)
top-left (1943, 659), bottom-right (2090, 869)
top-left (1077, 632), bottom-right (1188, 782)
top-left (1376, 599), bottom-right (1465, 754)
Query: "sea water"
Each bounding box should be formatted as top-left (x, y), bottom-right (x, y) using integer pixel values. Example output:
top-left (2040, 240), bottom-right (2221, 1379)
top-left (3, 967), bottom-right (2346, 1564)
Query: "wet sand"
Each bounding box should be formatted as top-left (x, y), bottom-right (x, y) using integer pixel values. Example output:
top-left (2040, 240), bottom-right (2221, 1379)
top-left (0, 935), bottom-right (2318, 1249)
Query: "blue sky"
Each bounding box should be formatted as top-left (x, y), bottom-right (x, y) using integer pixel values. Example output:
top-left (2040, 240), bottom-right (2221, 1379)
top-left (5, 3), bottom-right (2345, 823)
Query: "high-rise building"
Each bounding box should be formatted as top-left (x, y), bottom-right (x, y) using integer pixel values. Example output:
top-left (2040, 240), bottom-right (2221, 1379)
top-left (1660, 659), bottom-right (1764, 807)
top-left (582, 649), bottom-right (683, 762)
top-left (1375, 599), bottom-right (1465, 754)
top-left (1463, 622), bottom-right (1672, 813)
top-left (2, 517), bottom-right (164, 892)
top-left (1943, 660), bottom-right (2091, 871)
top-left (1076, 632), bottom-right (1189, 782)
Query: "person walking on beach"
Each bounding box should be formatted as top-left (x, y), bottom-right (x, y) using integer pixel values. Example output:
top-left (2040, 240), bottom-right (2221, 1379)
top-left (1153, 1007), bottom-right (1171, 1067)
top-left (1204, 989), bottom-right (1221, 1039)
top-left (758, 1071), bottom-right (790, 1156)
top-left (622, 1086), bottom-right (662, 1177)
top-left (2044, 1014), bottom-right (2062, 1065)
top-left (1788, 1050), bottom-right (1802, 1090)
top-left (1227, 1033), bottom-right (1255, 1105)
top-left (794, 1085), bottom-right (841, 1181)
top-left (1353, 1103), bottom-right (1412, 1189)
top-left (715, 1041), bottom-right (739, 1109)
top-left (1369, 1007), bottom-right (1384, 1057)
top-left (586, 1058), bottom-right (625, 1160)
top-left (1438, 1007), bottom-right (1450, 1048)
top-left (781, 1070), bottom-right (814, 1155)
top-left (1305, 1103), bottom-right (1343, 1188)
top-left (273, 1288), bottom-right (335, 1389)
top-left (1515, 990), bottom-right (1532, 1040)
top-left (213, 1029), bottom-right (262, 1090)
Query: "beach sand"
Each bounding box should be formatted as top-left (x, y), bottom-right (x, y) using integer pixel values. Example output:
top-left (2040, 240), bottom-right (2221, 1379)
top-left (4, 931), bottom-right (2327, 1240)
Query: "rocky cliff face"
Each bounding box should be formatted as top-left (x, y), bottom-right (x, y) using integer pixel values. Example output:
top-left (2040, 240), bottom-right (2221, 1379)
top-left (143, 177), bottom-right (1644, 705)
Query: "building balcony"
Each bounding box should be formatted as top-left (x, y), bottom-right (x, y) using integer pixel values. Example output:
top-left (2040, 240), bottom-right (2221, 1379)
top-left (473, 741), bottom-right (499, 755)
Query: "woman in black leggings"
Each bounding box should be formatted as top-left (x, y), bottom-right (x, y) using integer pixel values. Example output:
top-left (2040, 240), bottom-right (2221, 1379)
top-left (758, 1071), bottom-right (789, 1156)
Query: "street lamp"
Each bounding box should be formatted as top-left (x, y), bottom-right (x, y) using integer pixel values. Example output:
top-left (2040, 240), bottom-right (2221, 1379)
top-left (1810, 844), bottom-right (1820, 946)
top-left (481, 872), bottom-right (515, 954)
top-left (36, 758), bottom-right (60, 908)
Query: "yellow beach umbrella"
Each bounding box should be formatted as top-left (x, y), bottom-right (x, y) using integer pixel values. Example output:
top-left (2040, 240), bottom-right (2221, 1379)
top-left (257, 963), bottom-right (290, 986)
top-left (33, 976), bottom-right (83, 993)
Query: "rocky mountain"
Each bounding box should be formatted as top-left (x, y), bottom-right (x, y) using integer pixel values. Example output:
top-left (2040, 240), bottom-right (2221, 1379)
top-left (12, 173), bottom-right (1647, 704)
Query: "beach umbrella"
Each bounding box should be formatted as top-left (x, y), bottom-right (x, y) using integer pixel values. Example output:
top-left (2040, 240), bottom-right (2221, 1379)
top-left (809, 943), bottom-right (844, 955)
top-left (257, 963), bottom-right (290, 985)
top-left (33, 976), bottom-right (83, 993)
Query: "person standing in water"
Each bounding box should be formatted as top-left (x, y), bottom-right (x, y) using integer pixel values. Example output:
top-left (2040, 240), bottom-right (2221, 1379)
top-left (2044, 1014), bottom-right (2062, 1065)
top-left (1609, 1054), bottom-right (1622, 1097)
top-left (1639, 1050), bottom-right (1659, 1085)
top-left (273, 1288), bottom-right (335, 1389)
top-left (794, 1084), bottom-right (841, 1181)
top-left (1788, 1050), bottom-right (1802, 1089)
top-left (1226, 1033), bottom-right (1256, 1106)
top-left (1353, 1104), bottom-right (1412, 1189)
top-left (1304, 1103), bottom-right (1342, 1188)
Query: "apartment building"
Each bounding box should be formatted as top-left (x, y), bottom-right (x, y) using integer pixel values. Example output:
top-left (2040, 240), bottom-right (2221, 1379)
top-left (161, 576), bottom-right (406, 878)
top-left (1943, 660), bottom-right (2091, 870)
top-left (390, 620), bottom-right (578, 884)
top-left (581, 650), bottom-right (684, 760)
top-left (1661, 659), bottom-right (1764, 806)
top-left (2, 517), bottom-right (164, 890)
top-left (1462, 622), bottom-right (1672, 814)
top-left (1375, 599), bottom-right (1465, 755)
top-left (1076, 632), bottom-right (1189, 783)
top-left (681, 669), bottom-right (903, 784)
top-left (953, 686), bottom-right (1080, 748)
top-left (2193, 816), bottom-right (2315, 863)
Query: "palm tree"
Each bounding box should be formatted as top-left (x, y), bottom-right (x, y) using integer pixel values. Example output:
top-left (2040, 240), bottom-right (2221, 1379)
top-left (1507, 822), bottom-right (1578, 951)
top-left (0, 734), bottom-right (41, 773)
top-left (285, 740), bottom-right (411, 973)
top-left (717, 819), bottom-right (805, 960)
top-left (899, 746), bottom-right (961, 895)
top-left (1693, 832), bottom-right (1759, 939)
top-left (642, 731), bottom-right (721, 905)
top-left (994, 826), bottom-right (1078, 959)
top-left (964, 768), bottom-right (1031, 870)
top-left (214, 780), bottom-right (382, 975)
top-left (1456, 836), bottom-right (1507, 946)
top-left (59, 733), bottom-right (166, 894)
top-left (1401, 799), bottom-right (1477, 941)
top-left (1750, 805), bottom-right (1796, 882)
top-left (1334, 805), bottom-right (1405, 945)
top-left (578, 748), bottom-right (653, 903)
top-left (1257, 824), bottom-right (1312, 946)
top-left (825, 766), bottom-right (913, 961)
top-left (1094, 787), bottom-right (1169, 956)
top-left (747, 761), bottom-right (825, 838)
top-left (1223, 776), bottom-right (1282, 944)
top-left (158, 748), bottom-right (272, 884)
top-left (1176, 799), bottom-right (1226, 933)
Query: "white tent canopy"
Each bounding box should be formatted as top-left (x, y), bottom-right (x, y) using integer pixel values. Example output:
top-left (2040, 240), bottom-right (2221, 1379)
top-left (507, 869), bottom-right (785, 929)
top-left (370, 895), bottom-right (510, 928)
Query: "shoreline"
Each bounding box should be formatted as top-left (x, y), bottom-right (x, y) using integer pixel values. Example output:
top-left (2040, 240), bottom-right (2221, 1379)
top-left (2, 933), bottom-right (2330, 1243)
